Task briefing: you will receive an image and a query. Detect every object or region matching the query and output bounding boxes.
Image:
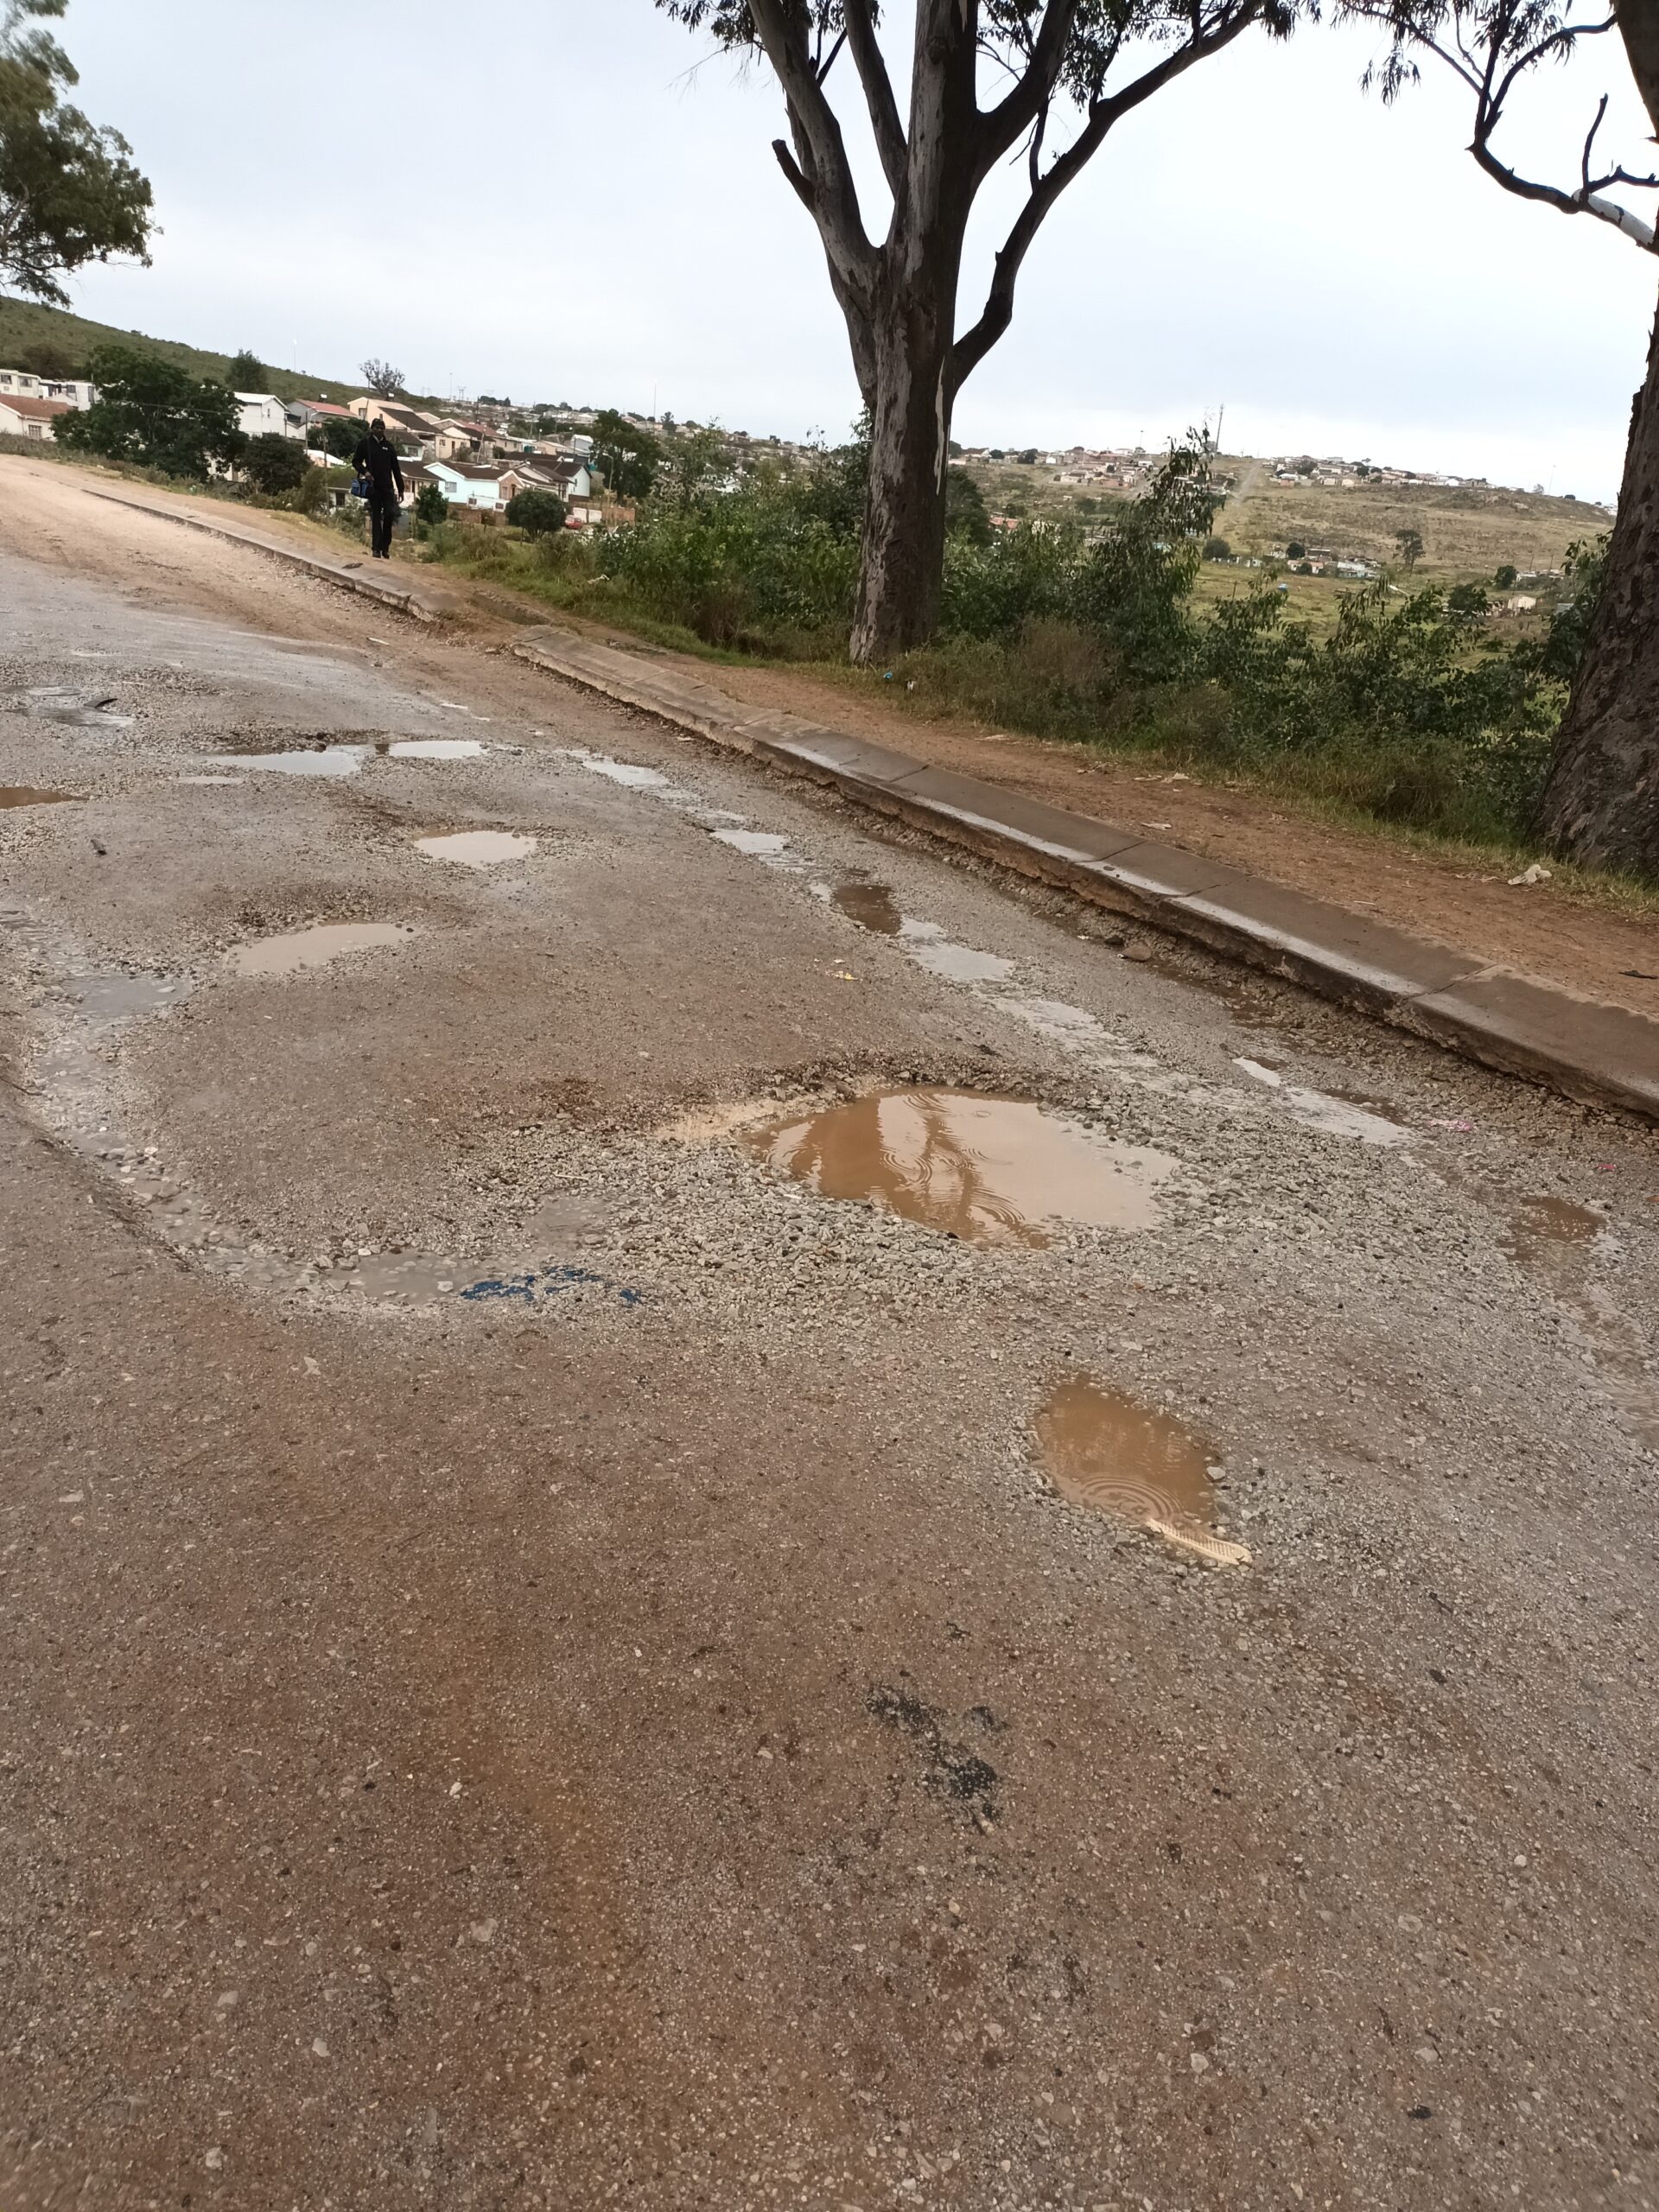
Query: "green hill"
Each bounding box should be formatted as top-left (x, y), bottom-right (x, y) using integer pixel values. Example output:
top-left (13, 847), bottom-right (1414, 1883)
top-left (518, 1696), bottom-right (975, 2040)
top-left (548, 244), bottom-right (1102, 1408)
top-left (0, 296), bottom-right (368, 404)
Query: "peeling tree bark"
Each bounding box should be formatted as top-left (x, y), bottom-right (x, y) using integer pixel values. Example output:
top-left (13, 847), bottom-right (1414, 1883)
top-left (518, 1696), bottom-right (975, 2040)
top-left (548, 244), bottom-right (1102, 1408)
top-left (1535, 289), bottom-right (1659, 878)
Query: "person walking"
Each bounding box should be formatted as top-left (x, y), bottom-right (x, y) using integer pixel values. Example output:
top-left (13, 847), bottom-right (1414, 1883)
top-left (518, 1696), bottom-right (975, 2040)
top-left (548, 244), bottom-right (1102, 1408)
top-left (353, 417), bottom-right (405, 559)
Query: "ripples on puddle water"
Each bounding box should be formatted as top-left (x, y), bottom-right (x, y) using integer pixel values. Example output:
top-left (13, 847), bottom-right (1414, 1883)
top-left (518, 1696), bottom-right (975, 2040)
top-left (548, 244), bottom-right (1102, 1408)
top-left (415, 830), bottom-right (537, 868)
top-left (226, 923), bottom-right (415, 977)
top-left (745, 1088), bottom-right (1177, 1247)
top-left (1503, 1195), bottom-right (1605, 1270)
top-left (0, 786), bottom-right (81, 809)
top-left (831, 878), bottom-right (904, 935)
top-left (1037, 1376), bottom-right (1251, 1565)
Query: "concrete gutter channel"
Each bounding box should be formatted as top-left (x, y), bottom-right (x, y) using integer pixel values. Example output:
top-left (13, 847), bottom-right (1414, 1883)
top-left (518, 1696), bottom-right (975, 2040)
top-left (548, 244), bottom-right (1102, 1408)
top-left (81, 489), bottom-right (1659, 1125)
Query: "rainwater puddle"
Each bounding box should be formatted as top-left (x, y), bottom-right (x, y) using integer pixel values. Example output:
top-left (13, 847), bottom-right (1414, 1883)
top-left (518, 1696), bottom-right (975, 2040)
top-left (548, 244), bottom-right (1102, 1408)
top-left (1503, 1196), bottom-right (1605, 1272)
top-left (713, 828), bottom-right (790, 857)
top-left (912, 942), bottom-right (1015, 986)
top-left (226, 923), bottom-right (416, 977)
top-left (1235, 1057), bottom-right (1410, 1147)
top-left (20, 687), bottom-right (133, 728)
top-left (744, 1089), bottom-right (1177, 1247)
top-left (72, 971), bottom-right (193, 1027)
top-left (0, 786), bottom-right (80, 809)
top-left (210, 747), bottom-right (367, 779)
top-left (415, 830), bottom-right (537, 868)
top-left (580, 756), bottom-right (671, 789)
top-left (831, 879), bottom-right (904, 935)
top-left (383, 739), bottom-right (486, 761)
top-left (1037, 1376), bottom-right (1250, 1566)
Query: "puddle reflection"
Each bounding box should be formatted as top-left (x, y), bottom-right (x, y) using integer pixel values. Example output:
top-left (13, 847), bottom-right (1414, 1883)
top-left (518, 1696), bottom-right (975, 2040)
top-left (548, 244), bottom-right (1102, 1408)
top-left (226, 923), bottom-right (415, 977)
top-left (746, 1088), bottom-right (1176, 1247)
top-left (1038, 1376), bottom-right (1250, 1565)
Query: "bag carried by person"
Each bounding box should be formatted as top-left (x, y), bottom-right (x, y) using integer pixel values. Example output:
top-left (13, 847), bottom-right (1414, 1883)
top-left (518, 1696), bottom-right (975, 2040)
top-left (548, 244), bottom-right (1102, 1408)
top-left (349, 475), bottom-right (370, 499)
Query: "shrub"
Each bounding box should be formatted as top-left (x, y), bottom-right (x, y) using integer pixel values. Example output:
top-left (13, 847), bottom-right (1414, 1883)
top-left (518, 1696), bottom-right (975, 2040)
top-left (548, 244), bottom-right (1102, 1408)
top-left (413, 480), bottom-right (448, 529)
top-left (1204, 536), bottom-right (1230, 561)
top-left (506, 486), bottom-right (568, 537)
top-left (243, 431), bottom-right (307, 496)
top-left (1286, 540), bottom-right (1306, 560)
top-left (1494, 563), bottom-right (1518, 590)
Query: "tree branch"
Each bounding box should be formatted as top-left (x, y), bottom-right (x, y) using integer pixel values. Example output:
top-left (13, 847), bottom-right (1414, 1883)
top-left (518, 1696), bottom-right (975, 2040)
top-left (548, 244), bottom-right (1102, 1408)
top-left (974, 0), bottom-right (1084, 180)
top-left (843, 0), bottom-right (908, 199)
top-left (1471, 130), bottom-right (1657, 246)
top-left (748, 0), bottom-right (878, 302)
top-left (953, 3), bottom-right (1264, 393)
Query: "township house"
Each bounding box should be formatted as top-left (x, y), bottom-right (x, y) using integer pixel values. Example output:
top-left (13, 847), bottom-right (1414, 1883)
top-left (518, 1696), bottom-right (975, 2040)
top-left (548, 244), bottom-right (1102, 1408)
top-left (339, 395), bottom-right (598, 519)
top-left (0, 365), bottom-right (97, 441)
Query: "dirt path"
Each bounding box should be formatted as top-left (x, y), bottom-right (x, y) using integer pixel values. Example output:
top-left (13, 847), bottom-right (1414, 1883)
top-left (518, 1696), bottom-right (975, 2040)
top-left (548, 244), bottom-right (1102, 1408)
top-left (3, 458), bottom-right (1659, 2212)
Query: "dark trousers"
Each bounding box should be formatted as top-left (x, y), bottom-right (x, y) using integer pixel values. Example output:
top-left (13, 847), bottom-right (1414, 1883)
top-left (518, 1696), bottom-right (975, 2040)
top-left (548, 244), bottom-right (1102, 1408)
top-left (368, 487), bottom-right (399, 556)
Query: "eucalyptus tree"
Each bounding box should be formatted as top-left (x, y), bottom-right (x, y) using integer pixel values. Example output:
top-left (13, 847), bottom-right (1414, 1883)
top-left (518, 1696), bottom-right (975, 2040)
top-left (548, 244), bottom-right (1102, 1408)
top-left (656, 1), bottom-right (1297, 662)
top-left (1346, 0), bottom-right (1659, 874)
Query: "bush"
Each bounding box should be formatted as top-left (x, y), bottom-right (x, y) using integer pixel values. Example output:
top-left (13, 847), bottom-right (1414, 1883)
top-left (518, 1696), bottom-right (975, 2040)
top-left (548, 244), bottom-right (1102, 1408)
top-left (413, 480), bottom-right (448, 529)
top-left (57, 343), bottom-right (244, 479)
top-left (243, 431), bottom-right (307, 496)
top-left (1494, 563), bottom-right (1518, 590)
top-left (506, 486), bottom-right (568, 537)
top-left (1204, 537), bottom-right (1230, 561)
top-left (1286, 540), bottom-right (1306, 561)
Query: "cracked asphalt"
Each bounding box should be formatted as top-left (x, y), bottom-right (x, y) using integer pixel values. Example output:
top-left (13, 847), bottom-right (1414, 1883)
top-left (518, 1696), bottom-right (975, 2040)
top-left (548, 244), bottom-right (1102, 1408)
top-left (3, 460), bottom-right (1657, 2212)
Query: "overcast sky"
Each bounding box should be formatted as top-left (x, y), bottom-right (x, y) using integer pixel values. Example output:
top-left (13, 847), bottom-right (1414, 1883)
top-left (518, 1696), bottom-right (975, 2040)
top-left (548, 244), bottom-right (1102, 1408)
top-left (53, 0), bottom-right (1655, 500)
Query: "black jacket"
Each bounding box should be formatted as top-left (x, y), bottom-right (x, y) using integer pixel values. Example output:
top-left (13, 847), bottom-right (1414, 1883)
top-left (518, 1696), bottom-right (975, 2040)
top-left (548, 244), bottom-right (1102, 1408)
top-left (354, 431), bottom-right (405, 499)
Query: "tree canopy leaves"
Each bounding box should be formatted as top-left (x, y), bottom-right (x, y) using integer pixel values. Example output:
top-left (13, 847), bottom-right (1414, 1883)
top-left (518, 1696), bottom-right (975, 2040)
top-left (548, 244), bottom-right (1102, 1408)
top-left (0, 0), bottom-right (153, 304)
top-left (56, 344), bottom-right (245, 479)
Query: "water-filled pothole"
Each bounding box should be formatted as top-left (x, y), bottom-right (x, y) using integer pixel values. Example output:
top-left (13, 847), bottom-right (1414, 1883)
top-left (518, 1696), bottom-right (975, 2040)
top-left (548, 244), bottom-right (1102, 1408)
top-left (209, 746), bottom-right (366, 779)
top-left (1037, 1376), bottom-right (1251, 1565)
top-left (1503, 1195), bottom-right (1605, 1271)
top-left (381, 739), bottom-right (486, 761)
top-left (415, 830), bottom-right (537, 868)
top-left (226, 923), bottom-right (416, 977)
top-left (744, 1089), bottom-right (1177, 1247)
top-left (0, 786), bottom-right (81, 809)
top-left (831, 879), bottom-right (904, 935)
top-left (911, 943), bottom-right (1015, 985)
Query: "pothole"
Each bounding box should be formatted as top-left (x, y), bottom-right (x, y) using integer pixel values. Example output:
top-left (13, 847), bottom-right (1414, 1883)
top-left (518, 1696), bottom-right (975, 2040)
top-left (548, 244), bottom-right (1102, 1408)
top-left (415, 830), bottom-right (537, 868)
top-left (1503, 1195), bottom-right (1605, 1272)
top-left (1, 786), bottom-right (82, 809)
top-left (831, 878), bottom-right (904, 935)
top-left (712, 828), bottom-right (790, 857)
top-left (209, 746), bottom-right (368, 779)
top-left (379, 739), bottom-right (486, 761)
top-left (1037, 1376), bottom-right (1251, 1566)
top-left (225, 923), bottom-right (416, 977)
top-left (911, 943), bottom-right (1016, 986)
top-left (741, 1088), bottom-right (1178, 1247)
top-left (16, 686), bottom-right (133, 728)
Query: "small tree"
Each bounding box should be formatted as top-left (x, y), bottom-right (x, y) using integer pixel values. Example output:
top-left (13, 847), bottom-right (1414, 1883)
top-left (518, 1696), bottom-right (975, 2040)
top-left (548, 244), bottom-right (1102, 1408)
top-left (317, 415), bottom-right (360, 463)
top-left (1286, 539), bottom-right (1306, 560)
top-left (506, 486), bottom-right (568, 536)
top-left (1204, 535), bottom-right (1232, 560)
top-left (360, 357), bottom-right (404, 398)
top-left (1495, 562), bottom-right (1519, 589)
top-left (945, 466), bottom-right (992, 546)
top-left (1395, 526), bottom-right (1424, 571)
top-left (413, 480), bottom-right (448, 529)
top-left (0, 0), bottom-right (153, 303)
top-left (57, 344), bottom-right (245, 478)
top-left (591, 409), bottom-right (664, 499)
top-left (243, 430), bottom-right (307, 496)
top-left (655, 0), bottom-right (1299, 664)
top-left (227, 347), bottom-right (264, 389)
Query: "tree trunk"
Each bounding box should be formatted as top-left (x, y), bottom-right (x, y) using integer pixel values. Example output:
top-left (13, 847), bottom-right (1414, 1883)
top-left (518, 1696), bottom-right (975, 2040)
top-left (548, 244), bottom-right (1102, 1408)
top-left (1535, 286), bottom-right (1659, 880)
top-left (850, 297), bottom-right (954, 664)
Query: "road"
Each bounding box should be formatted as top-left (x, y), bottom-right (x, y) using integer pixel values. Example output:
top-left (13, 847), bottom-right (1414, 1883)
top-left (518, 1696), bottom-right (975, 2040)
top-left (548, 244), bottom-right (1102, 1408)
top-left (3, 459), bottom-right (1657, 2212)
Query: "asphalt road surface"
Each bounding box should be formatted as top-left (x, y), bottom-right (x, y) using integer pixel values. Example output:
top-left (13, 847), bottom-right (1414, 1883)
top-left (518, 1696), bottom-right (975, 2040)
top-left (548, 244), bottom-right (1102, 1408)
top-left (3, 462), bottom-right (1657, 2212)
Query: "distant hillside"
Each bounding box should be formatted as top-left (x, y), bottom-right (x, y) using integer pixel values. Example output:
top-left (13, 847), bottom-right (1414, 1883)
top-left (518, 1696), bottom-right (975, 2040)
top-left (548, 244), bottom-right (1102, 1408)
top-left (0, 296), bottom-right (369, 405)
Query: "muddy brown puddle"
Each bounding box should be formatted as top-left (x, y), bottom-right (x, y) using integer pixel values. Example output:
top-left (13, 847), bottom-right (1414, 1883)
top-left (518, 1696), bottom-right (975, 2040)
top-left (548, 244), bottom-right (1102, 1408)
top-left (0, 786), bottom-right (81, 809)
top-left (416, 830), bottom-right (537, 868)
top-left (226, 923), bottom-right (416, 977)
top-left (1037, 1376), bottom-right (1251, 1565)
top-left (1504, 1195), bottom-right (1605, 1271)
top-left (831, 878), bottom-right (904, 935)
top-left (746, 1088), bottom-right (1176, 1247)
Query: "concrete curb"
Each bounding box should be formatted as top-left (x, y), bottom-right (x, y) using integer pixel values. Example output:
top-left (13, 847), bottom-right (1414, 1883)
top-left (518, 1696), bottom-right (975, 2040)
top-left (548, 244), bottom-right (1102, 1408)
top-left (511, 626), bottom-right (1659, 1127)
top-left (84, 487), bottom-right (449, 624)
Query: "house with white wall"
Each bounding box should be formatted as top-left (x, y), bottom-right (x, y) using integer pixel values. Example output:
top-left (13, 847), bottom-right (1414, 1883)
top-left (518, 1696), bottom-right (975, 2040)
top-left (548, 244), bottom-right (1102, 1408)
top-left (235, 392), bottom-right (304, 442)
top-left (0, 395), bottom-right (71, 441)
